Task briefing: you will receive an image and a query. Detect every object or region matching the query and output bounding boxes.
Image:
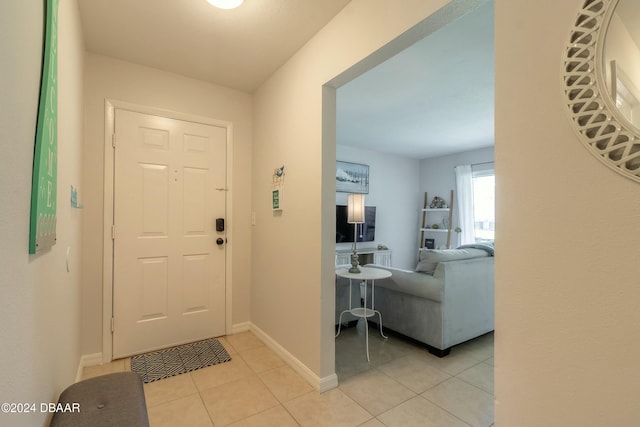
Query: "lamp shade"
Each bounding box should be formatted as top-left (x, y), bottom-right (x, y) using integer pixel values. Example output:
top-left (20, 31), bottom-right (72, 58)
top-left (347, 194), bottom-right (365, 224)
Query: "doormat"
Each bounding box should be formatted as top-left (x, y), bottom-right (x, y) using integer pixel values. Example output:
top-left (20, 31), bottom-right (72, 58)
top-left (131, 338), bottom-right (231, 383)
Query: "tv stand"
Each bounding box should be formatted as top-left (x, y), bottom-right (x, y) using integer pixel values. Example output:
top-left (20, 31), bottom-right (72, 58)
top-left (335, 248), bottom-right (391, 267)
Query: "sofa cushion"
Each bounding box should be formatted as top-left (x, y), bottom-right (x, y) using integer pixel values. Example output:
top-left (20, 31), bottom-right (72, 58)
top-left (50, 372), bottom-right (149, 427)
top-left (457, 242), bottom-right (495, 256)
top-left (416, 248), bottom-right (489, 274)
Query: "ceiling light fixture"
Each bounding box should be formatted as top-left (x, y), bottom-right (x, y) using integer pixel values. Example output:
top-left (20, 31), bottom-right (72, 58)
top-left (206, 0), bottom-right (244, 9)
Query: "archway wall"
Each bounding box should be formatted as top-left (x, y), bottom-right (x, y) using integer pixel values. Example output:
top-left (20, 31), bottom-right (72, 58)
top-left (250, 0), bottom-right (477, 385)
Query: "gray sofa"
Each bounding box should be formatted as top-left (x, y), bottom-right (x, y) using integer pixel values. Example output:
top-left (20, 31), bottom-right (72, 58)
top-left (336, 246), bottom-right (494, 357)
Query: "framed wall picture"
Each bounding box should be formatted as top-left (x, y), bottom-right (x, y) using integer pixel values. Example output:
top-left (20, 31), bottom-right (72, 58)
top-left (336, 161), bottom-right (369, 194)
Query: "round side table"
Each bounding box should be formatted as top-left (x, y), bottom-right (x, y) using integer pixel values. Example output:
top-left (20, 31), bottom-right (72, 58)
top-left (335, 266), bottom-right (392, 361)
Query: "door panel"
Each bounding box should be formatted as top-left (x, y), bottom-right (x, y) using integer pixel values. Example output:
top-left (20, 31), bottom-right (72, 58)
top-left (113, 109), bottom-right (226, 358)
top-left (140, 163), bottom-right (169, 236)
top-left (138, 256), bottom-right (168, 321)
top-left (182, 254), bottom-right (208, 314)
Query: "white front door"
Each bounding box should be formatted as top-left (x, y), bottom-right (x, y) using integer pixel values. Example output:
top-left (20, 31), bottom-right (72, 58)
top-left (112, 109), bottom-right (227, 358)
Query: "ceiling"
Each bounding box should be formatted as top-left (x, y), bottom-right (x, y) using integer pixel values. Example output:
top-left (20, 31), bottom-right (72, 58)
top-left (337, 1), bottom-right (494, 160)
top-left (78, 0), bottom-right (495, 160)
top-left (78, 0), bottom-right (351, 92)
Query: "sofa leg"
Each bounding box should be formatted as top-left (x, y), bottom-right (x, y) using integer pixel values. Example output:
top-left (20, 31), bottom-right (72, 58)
top-left (364, 321), bottom-right (453, 358)
top-left (427, 346), bottom-right (451, 358)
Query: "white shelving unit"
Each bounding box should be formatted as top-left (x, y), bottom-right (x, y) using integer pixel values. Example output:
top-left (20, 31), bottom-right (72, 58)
top-left (419, 190), bottom-right (454, 249)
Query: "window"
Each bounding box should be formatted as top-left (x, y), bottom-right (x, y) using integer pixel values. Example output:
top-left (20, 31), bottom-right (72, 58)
top-left (472, 171), bottom-right (495, 242)
top-left (454, 163), bottom-right (495, 246)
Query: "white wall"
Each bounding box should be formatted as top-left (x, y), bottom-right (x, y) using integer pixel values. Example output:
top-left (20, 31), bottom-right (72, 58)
top-left (252, 0), bottom-right (459, 386)
top-left (496, 0), bottom-right (640, 425)
top-left (82, 54), bottom-right (253, 355)
top-left (420, 146), bottom-right (494, 246)
top-left (336, 145), bottom-right (420, 270)
top-left (0, 0), bottom-right (85, 425)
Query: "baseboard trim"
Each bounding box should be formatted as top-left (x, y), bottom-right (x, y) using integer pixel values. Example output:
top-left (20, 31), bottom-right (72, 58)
top-left (231, 321), bottom-right (251, 334)
top-left (247, 323), bottom-right (338, 393)
top-left (319, 373), bottom-right (339, 392)
top-left (75, 352), bottom-right (103, 383)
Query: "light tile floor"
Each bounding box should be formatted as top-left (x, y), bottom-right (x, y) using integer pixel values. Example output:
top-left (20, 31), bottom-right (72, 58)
top-left (82, 322), bottom-right (494, 426)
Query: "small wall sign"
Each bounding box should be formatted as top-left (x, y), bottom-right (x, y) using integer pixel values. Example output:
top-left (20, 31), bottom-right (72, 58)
top-left (272, 188), bottom-right (282, 211)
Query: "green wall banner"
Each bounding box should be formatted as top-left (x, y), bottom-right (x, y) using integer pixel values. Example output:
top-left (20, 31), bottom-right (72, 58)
top-left (29, 0), bottom-right (59, 254)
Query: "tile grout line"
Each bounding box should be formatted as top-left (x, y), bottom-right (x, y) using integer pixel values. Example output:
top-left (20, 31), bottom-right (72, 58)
top-left (336, 326), bottom-right (494, 426)
top-left (234, 341), bottom-right (309, 426)
top-left (369, 357), bottom-right (453, 395)
top-left (193, 381), bottom-right (217, 427)
top-left (415, 393), bottom-right (474, 427)
top-left (453, 374), bottom-right (494, 396)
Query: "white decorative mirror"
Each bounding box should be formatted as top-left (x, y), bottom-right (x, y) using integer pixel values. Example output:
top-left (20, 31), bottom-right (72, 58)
top-left (564, 0), bottom-right (640, 183)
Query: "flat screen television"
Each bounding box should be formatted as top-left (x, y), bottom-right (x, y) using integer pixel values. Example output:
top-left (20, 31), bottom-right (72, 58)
top-left (336, 205), bottom-right (376, 243)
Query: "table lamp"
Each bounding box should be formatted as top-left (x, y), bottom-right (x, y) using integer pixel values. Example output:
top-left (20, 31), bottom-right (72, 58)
top-left (347, 193), bottom-right (365, 273)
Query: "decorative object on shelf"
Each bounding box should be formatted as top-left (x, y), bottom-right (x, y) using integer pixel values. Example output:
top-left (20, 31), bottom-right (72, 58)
top-left (563, 0), bottom-right (640, 184)
top-left (442, 217), bottom-right (449, 229)
top-left (347, 193), bottom-right (365, 273)
top-left (336, 161), bottom-right (369, 194)
top-left (453, 227), bottom-right (462, 247)
top-left (424, 238), bottom-right (435, 249)
top-left (29, 0), bottom-right (59, 254)
top-left (429, 196), bottom-right (446, 209)
top-left (431, 224), bottom-right (440, 229)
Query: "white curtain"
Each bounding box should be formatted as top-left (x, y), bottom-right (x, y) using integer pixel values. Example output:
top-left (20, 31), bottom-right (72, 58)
top-left (455, 165), bottom-right (475, 245)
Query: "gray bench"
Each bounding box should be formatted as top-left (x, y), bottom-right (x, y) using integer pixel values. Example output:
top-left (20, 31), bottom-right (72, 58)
top-left (50, 372), bottom-right (149, 427)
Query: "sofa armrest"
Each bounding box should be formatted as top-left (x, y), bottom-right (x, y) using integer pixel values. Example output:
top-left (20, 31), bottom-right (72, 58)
top-left (438, 257), bottom-right (494, 346)
top-left (438, 257), bottom-right (494, 305)
top-left (368, 265), bottom-right (444, 302)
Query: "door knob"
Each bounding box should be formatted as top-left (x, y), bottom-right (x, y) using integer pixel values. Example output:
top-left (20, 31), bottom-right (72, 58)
top-left (216, 238), bottom-right (224, 246)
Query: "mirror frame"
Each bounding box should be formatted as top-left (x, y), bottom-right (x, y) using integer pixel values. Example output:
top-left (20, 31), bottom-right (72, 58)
top-left (564, 0), bottom-right (640, 183)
